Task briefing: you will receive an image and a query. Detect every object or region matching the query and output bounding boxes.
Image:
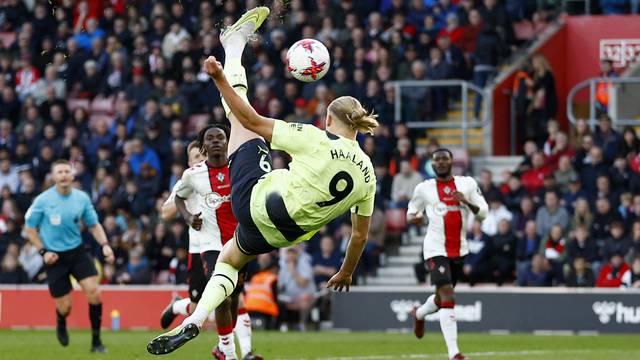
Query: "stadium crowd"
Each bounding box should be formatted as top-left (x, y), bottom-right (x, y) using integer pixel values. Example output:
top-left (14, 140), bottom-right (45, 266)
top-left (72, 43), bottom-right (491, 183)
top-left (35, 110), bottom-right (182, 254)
top-left (0, 0), bottom-right (639, 318)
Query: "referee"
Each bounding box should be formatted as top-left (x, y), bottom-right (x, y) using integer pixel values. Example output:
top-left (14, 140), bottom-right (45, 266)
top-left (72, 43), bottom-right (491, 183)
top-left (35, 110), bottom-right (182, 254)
top-left (25, 160), bottom-right (115, 353)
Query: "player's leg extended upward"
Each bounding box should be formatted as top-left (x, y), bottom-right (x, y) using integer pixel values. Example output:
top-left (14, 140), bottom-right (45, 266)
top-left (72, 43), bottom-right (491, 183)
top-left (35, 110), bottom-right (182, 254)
top-left (146, 7), bottom-right (269, 356)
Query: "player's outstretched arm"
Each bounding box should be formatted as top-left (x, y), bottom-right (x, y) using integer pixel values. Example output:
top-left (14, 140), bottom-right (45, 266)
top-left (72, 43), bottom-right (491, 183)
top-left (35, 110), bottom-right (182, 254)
top-left (203, 56), bottom-right (275, 141)
top-left (327, 213), bottom-right (371, 292)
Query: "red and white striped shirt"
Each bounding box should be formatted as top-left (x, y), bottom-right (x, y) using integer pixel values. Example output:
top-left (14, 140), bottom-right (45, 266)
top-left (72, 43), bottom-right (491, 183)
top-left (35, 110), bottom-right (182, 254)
top-left (408, 176), bottom-right (488, 260)
top-left (174, 161), bottom-right (237, 253)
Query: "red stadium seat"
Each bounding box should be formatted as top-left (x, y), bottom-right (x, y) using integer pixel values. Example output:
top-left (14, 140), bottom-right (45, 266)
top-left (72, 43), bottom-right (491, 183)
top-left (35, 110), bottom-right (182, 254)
top-left (385, 208), bottom-right (407, 234)
top-left (90, 96), bottom-right (115, 115)
top-left (67, 98), bottom-right (90, 111)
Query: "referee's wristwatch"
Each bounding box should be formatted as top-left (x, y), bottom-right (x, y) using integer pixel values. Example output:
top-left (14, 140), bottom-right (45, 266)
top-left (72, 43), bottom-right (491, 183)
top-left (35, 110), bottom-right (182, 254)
top-left (39, 248), bottom-right (48, 256)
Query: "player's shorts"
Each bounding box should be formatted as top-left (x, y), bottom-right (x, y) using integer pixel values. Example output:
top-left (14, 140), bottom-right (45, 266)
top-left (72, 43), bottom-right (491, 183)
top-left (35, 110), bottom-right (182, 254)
top-left (425, 256), bottom-right (465, 287)
top-left (188, 250), bottom-right (247, 302)
top-left (45, 245), bottom-right (98, 298)
top-left (228, 138), bottom-right (278, 256)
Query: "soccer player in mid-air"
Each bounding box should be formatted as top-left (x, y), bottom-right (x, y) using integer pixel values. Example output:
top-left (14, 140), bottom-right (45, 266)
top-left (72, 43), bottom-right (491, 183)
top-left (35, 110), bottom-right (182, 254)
top-left (159, 134), bottom-right (262, 360)
top-left (147, 6), bottom-right (377, 355)
top-left (25, 160), bottom-right (115, 353)
top-left (407, 149), bottom-right (488, 360)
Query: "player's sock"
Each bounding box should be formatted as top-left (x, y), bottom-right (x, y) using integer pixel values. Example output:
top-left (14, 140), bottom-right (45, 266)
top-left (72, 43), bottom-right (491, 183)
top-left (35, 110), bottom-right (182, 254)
top-left (56, 309), bottom-right (67, 329)
top-left (416, 294), bottom-right (439, 319)
top-left (186, 262), bottom-right (238, 327)
top-left (234, 308), bottom-right (253, 357)
top-left (89, 303), bottom-right (103, 346)
top-left (172, 298), bottom-right (192, 316)
top-left (439, 302), bottom-right (460, 359)
top-left (218, 324), bottom-right (237, 359)
top-left (221, 63), bottom-right (250, 117)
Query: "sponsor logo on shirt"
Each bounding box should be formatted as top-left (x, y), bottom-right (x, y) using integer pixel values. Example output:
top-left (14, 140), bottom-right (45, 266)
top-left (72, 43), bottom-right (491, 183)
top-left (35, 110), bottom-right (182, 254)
top-left (433, 202), bottom-right (461, 216)
top-left (204, 192), bottom-right (230, 210)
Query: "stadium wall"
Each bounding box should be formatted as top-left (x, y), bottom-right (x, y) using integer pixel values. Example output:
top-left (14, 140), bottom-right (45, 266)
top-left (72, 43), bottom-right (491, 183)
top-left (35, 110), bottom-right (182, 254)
top-left (2, 286), bottom-right (640, 333)
top-left (332, 287), bottom-right (640, 333)
top-left (492, 15), bottom-right (640, 155)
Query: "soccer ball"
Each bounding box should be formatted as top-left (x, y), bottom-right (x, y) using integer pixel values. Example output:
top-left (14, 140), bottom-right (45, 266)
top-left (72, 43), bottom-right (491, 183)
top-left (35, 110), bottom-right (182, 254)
top-left (286, 39), bottom-right (331, 83)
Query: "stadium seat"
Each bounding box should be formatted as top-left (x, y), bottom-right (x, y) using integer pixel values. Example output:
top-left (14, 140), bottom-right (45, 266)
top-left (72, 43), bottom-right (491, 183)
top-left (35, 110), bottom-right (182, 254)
top-left (90, 96), bottom-right (115, 115)
top-left (384, 208), bottom-right (407, 234)
top-left (0, 32), bottom-right (16, 48)
top-left (66, 98), bottom-right (90, 111)
top-left (187, 114), bottom-right (211, 136)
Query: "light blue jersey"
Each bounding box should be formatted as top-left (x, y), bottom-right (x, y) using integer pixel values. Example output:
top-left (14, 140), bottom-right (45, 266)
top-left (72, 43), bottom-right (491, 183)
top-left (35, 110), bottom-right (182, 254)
top-left (25, 187), bottom-right (99, 252)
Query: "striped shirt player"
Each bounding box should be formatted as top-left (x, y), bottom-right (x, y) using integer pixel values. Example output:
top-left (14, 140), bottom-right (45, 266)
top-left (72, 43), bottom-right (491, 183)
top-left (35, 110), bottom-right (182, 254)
top-left (408, 149), bottom-right (487, 360)
top-left (408, 176), bottom-right (488, 260)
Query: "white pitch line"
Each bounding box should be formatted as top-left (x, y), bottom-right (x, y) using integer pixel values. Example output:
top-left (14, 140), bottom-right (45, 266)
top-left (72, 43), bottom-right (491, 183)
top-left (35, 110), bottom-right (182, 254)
top-left (274, 349), bottom-right (593, 360)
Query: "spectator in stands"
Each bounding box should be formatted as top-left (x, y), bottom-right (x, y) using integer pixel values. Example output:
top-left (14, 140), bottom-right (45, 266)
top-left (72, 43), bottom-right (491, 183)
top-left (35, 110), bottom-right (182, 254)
top-left (128, 137), bottom-right (161, 177)
top-left (519, 254), bottom-right (551, 286)
top-left (482, 194), bottom-right (513, 236)
top-left (597, 253), bottom-right (630, 287)
top-left (503, 175), bottom-right (527, 213)
top-left (312, 236), bottom-right (341, 320)
top-left (620, 127), bottom-right (640, 157)
top-left (516, 219), bottom-right (540, 277)
top-left (535, 191), bottom-right (570, 239)
top-left (244, 253), bottom-right (279, 329)
top-left (531, 54), bottom-right (557, 122)
top-left (279, 246), bottom-right (316, 332)
top-left (554, 155), bottom-right (577, 194)
top-left (115, 246), bottom-right (151, 284)
top-left (489, 219), bottom-right (516, 285)
top-left (0, 158), bottom-right (19, 193)
top-left (391, 160), bottom-right (423, 208)
top-left (566, 256), bottom-right (595, 287)
top-left (571, 197), bottom-right (593, 229)
top-left (591, 198), bottom-right (620, 242)
top-left (464, 219), bottom-right (492, 285)
top-left (512, 196), bottom-right (536, 236)
top-left (540, 224), bottom-right (566, 284)
top-left (603, 221), bottom-right (632, 260)
top-left (521, 151), bottom-right (551, 194)
top-left (0, 251), bottom-right (29, 284)
top-left (621, 257), bottom-right (640, 288)
top-left (594, 114), bottom-right (622, 164)
top-left (472, 24), bottom-right (502, 118)
top-left (478, 169), bottom-right (501, 200)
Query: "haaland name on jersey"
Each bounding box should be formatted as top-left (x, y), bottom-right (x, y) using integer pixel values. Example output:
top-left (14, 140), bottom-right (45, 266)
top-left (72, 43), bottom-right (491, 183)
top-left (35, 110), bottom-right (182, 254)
top-left (329, 148), bottom-right (373, 183)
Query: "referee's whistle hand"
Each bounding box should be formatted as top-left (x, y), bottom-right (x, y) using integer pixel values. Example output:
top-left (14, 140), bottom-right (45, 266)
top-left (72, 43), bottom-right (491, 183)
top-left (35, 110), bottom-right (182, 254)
top-left (43, 252), bottom-right (59, 265)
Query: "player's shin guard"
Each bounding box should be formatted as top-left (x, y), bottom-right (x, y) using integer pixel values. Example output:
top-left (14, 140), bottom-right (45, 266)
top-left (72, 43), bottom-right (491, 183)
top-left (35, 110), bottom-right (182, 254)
top-left (416, 294), bottom-right (439, 319)
top-left (439, 301), bottom-right (460, 359)
top-left (235, 308), bottom-right (253, 357)
top-left (221, 63), bottom-right (250, 117)
top-left (187, 263), bottom-right (238, 328)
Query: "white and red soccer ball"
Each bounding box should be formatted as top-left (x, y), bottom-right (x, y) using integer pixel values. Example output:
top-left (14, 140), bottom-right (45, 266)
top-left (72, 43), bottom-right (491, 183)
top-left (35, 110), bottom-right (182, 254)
top-left (286, 39), bottom-right (331, 82)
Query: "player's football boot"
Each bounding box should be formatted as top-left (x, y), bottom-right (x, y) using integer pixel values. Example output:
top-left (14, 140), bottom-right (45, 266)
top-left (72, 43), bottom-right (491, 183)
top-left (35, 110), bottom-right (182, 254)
top-left (220, 6), bottom-right (270, 47)
top-left (160, 295), bottom-right (182, 329)
top-left (147, 323), bottom-right (200, 355)
top-left (56, 324), bottom-right (69, 346)
top-left (90, 343), bottom-right (107, 353)
top-left (211, 346), bottom-right (234, 359)
top-left (450, 354), bottom-right (471, 360)
top-left (411, 306), bottom-right (425, 339)
top-left (243, 353), bottom-right (264, 360)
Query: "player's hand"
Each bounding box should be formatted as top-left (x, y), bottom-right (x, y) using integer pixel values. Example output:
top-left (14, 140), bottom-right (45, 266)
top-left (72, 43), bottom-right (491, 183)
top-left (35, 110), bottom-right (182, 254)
top-left (43, 252), bottom-right (59, 265)
top-left (203, 56), bottom-right (224, 80)
top-left (102, 244), bottom-right (115, 264)
top-left (327, 271), bottom-right (352, 292)
top-left (453, 191), bottom-right (468, 205)
top-left (187, 212), bottom-right (203, 231)
top-left (407, 212), bottom-right (425, 226)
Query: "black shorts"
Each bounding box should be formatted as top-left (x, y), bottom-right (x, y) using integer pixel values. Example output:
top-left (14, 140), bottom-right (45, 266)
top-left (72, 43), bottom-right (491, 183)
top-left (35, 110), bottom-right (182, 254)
top-left (426, 256), bottom-right (465, 287)
top-left (45, 246), bottom-right (98, 298)
top-left (188, 250), bottom-right (247, 302)
top-left (229, 138), bottom-right (277, 256)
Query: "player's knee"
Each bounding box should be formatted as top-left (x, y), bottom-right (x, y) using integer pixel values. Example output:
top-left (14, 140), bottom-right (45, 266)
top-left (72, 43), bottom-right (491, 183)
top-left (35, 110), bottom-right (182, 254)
top-left (85, 285), bottom-right (101, 303)
top-left (56, 297), bottom-right (72, 316)
top-left (217, 296), bottom-right (232, 311)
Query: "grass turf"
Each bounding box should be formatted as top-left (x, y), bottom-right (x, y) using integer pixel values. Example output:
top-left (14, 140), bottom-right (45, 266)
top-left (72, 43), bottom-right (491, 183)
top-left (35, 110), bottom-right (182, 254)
top-left (1, 330), bottom-right (639, 359)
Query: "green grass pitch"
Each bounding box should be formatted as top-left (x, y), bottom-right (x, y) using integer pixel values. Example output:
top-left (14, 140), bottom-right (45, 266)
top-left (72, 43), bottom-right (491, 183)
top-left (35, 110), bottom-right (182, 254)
top-left (1, 330), bottom-right (639, 359)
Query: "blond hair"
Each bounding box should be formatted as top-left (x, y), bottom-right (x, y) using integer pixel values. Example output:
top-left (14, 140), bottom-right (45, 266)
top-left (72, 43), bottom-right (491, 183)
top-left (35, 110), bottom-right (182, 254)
top-left (328, 96), bottom-right (379, 135)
